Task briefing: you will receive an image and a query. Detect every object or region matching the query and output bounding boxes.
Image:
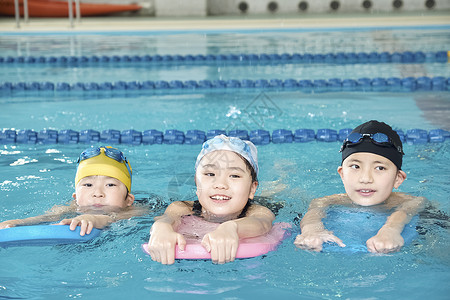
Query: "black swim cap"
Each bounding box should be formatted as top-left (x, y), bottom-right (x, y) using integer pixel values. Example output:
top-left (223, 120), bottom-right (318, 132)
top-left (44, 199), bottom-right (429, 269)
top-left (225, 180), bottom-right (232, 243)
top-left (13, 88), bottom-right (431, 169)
top-left (341, 120), bottom-right (404, 169)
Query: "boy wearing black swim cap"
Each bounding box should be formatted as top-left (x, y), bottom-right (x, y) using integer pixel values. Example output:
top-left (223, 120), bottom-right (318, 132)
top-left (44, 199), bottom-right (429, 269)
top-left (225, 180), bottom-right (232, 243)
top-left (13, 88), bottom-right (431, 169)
top-left (295, 120), bottom-right (425, 253)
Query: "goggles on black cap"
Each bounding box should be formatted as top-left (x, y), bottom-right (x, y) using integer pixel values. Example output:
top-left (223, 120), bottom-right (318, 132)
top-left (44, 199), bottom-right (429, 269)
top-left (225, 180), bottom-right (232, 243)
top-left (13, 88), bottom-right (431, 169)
top-left (340, 120), bottom-right (405, 170)
top-left (340, 132), bottom-right (404, 155)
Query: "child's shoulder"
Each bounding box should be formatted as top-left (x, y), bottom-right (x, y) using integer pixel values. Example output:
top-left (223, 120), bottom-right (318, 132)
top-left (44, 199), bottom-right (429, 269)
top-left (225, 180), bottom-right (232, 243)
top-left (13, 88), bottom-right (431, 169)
top-left (166, 201), bottom-right (195, 214)
top-left (386, 192), bottom-right (426, 205)
top-left (48, 201), bottom-right (77, 214)
top-left (310, 193), bottom-right (352, 207)
top-left (382, 192), bottom-right (427, 214)
top-left (246, 203), bottom-right (276, 219)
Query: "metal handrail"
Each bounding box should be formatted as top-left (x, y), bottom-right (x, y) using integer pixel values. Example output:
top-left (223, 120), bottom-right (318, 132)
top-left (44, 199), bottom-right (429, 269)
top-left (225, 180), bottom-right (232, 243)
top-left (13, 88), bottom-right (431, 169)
top-left (24, 0), bottom-right (29, 22)
top-left (75, 0), bottom-right (81, 23)
top-left (14, 0), bottom-right (81, 28)
top-left (69, 0), bottom-right (81, 27)
top-left (14, 0), bottom-right (20, 28)
top-left (68, 0), bottom-right (73, 27)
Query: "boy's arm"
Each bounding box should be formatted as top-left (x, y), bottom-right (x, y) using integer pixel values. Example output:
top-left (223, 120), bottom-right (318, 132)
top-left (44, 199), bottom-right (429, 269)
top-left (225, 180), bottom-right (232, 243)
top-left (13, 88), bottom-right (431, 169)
top-left (294, 194), bottom-right (350, 251)
top-left (367, 193), bottom-right (426, 253)
top-left (58, 214), bottom-right (114, 236)
top-left (201, 204), bottom-right (275, 264)
top-left (147, 201), bottom-right (192, 265)
top-left (0, 203), bottom-right (74, 229)
top-left (57, 204), bottom-right (150, 236)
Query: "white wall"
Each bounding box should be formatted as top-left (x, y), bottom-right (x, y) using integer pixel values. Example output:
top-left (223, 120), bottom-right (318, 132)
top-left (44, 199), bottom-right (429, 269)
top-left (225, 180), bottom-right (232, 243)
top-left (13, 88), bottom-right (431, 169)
top-left (70, 0), bottom-right (450, 16)
top-left (154, 0), bottom-right (207, 16)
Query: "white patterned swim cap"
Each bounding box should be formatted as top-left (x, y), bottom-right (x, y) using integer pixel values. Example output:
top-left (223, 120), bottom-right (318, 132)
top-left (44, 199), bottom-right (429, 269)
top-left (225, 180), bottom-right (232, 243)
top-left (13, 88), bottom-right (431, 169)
top-left (195, 134), bottom-right (259, 176)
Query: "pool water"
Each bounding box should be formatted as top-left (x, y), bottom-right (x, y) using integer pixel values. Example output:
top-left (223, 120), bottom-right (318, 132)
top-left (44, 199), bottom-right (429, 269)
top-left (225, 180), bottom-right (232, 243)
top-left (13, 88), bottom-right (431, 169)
top-left (0, 27), bottom-right (449, 299)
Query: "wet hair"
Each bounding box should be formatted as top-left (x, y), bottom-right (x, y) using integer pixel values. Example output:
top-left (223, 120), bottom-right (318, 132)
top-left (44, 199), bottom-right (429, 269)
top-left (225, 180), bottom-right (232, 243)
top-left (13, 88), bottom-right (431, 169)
top-left (239, 153), bottom-right (258, 183)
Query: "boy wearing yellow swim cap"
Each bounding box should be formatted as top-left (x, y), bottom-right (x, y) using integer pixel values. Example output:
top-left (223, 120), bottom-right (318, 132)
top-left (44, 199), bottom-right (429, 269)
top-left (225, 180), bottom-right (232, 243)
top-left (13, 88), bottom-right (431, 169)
top-left (294, 121), bottom-right (426, 253)
top-left (0, 146), bottom-right (145, 236)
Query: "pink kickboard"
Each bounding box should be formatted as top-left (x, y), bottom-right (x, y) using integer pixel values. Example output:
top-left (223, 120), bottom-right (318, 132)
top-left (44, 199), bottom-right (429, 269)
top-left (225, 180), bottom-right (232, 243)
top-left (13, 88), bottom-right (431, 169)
top-left (142, 222), bottom-right (291, 260)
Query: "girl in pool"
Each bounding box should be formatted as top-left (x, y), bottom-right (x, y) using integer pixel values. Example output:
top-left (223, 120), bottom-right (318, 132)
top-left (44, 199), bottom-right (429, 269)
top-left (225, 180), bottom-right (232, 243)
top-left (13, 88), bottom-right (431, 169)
top-left (147, 135), bottom-right (275, 265)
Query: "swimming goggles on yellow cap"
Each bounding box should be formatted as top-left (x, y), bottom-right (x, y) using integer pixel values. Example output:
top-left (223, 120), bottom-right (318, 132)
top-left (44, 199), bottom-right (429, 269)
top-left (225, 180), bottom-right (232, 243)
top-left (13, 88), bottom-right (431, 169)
top-left (75, 146), bottom-right (132, 192)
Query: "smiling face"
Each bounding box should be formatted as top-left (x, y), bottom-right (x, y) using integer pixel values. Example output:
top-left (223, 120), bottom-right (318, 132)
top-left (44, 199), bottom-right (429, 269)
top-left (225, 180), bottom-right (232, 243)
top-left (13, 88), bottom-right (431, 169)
top-left (337, 152), bottom-right (406, 206)
top-left (195, 150), bottom-right (258, 219)
top-left (73, 175), bottom-right (134, 209)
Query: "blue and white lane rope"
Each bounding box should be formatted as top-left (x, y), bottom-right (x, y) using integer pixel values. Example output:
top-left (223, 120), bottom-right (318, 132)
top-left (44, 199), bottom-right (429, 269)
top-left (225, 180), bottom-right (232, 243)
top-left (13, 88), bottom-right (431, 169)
top-left (1, 128), bottom-right (449, 145)
top-left (1, 51), bottom-right (448, 66)
top-left (1, 76), bottom-right (449, 95)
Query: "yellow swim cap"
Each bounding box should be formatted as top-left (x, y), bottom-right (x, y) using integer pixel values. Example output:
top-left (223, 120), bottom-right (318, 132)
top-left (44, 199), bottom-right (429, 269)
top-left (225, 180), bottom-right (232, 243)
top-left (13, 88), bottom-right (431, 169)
top-left (75, 146), bottom-right (132, 192)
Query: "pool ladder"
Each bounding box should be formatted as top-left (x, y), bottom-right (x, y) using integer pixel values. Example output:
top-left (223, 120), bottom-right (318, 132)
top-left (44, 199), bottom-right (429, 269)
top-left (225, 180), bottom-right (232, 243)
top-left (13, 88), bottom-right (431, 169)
top-left (14, 0), bottom-right (81, 28)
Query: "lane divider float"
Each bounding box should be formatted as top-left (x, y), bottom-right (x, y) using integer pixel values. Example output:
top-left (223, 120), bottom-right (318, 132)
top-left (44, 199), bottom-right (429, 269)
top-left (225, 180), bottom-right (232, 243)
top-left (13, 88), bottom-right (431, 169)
top-left (1, 76), bottom-right (449, 95)
top-left (1, 128), bottom-right (448, 145)
top-left (1, 51), bottom-right (448, 66)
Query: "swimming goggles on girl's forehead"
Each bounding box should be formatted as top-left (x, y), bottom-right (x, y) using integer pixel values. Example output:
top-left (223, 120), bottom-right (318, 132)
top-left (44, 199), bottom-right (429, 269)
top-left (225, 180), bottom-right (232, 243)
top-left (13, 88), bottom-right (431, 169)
top-left (202, 136), bottom-right (258, 174)
top-left (204, 136), bottom-right (250, 152)
top-left (77, 146), bottom-right (132, 175)
top-left (340, 132), bottom-right (404, 155)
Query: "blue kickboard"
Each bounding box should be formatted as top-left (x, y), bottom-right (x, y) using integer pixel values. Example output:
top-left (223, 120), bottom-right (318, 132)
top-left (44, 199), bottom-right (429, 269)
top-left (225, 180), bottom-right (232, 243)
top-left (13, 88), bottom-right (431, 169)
top-left (322, 207), bottom-right (418, 253)
top-left (0, 225), bottom-right (102, 248)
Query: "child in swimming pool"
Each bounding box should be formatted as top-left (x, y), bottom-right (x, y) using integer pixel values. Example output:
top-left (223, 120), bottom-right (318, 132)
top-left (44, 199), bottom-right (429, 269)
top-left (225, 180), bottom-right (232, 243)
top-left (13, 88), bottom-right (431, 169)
top-left (0, 146), bottom-right (146, 236)
top-left (294, 120), bottom-right (426, 253)
top-left (147, 135), bottom-right (275, 265)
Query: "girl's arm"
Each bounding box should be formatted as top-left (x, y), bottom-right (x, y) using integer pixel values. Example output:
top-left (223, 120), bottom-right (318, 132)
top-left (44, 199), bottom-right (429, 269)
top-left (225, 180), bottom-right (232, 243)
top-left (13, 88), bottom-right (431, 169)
top-left (201, 204), bottom-right (275, 264)
top-left (366, 193), bottom-right (426, 253)
top-left (147, 201), bottom-right (193, 265)
top-left (294, 194), bottom-right (350, 251)
top-left (227, 204), bottom-right (275, 238)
